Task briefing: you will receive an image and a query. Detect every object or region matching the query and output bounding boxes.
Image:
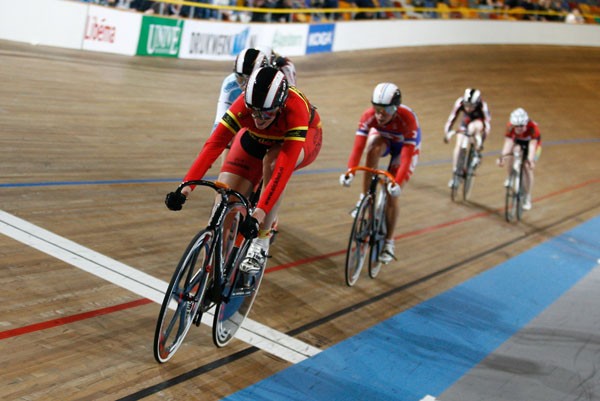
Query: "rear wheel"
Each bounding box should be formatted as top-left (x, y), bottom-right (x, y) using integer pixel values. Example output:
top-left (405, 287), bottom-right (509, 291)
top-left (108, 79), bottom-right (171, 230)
top-left (345, 194), bottom-right (374, 286)
top-left (154, 229), bottom-right (214, 363)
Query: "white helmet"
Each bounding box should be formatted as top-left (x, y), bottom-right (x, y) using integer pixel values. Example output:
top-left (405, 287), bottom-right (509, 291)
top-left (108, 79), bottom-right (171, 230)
top-left (510, 108), bottom-right (529, 126)
top-left (371, 83), bottom-right (401, 107)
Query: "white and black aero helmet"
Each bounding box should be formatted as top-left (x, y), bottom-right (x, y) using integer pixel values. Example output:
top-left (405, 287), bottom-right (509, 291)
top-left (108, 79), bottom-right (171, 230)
top-left (245, 67), bottom-right (289, 111)
top-left (510, 107), bottom-right (529, 126)
top-left (234, 48), bottom-right (268, 77)
top-left (372, 83), bottom-right (402, 107)
top-left (463, 88), bottom-right (481, 106)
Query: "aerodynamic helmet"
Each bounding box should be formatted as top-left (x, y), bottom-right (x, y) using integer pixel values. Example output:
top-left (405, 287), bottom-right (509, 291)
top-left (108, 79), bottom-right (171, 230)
top-left (233, 48), bottom-right (268, 77)
top-left (463, 88), bottom-right (481, 107)
top-left (510, 107), bottom-right (529, 126)
top-left (244, 66), bottom-right (289, 111)
top-left (371, 83), bottom-right (402, 108)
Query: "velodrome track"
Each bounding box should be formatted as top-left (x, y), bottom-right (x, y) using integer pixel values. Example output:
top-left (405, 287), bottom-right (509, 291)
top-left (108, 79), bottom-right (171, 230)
top-left (1, 39), bottom-right (599, 400)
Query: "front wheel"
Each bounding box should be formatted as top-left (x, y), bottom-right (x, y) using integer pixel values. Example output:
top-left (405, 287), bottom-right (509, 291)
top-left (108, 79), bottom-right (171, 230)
top-left (451, 148), bottom-right (466, 202)
top-left (345, 194), bottom-right (374, 286)
top-left (154, 229), bottom-right (215, 363)
top-left (505, 171), bottom-right (519, 222)
top-left (463, 146), bottom-right (476, 201)
top-left (368, 188), bottom-right (387, 279)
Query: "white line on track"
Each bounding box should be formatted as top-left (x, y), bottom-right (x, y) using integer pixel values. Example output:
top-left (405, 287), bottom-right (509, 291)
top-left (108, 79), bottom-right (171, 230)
top-left (0, 210), bottom-right (321, 363)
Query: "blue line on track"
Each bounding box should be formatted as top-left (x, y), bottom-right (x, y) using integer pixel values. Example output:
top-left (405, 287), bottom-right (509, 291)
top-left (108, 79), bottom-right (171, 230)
top-left (1, 139), bottom-right (598, 189)
top-left (222, 215), bottom-right (600, 401)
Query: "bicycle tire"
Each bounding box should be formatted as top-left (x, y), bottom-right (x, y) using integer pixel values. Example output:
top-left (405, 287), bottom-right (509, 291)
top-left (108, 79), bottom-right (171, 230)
top-left (212, 248), bottom-right (264, 348)
top-left (463, 145), bottom-right (476, 201)
top-left (212, 208), bottom-right (263, 348)
top-left (451, 148), bottom-right (466, 202)
top-left (505, 170), bottom-right (518, 222)
top-left (516, 162), bottom-right (525, 221)
top-left (368, 186), bottom-right (387, 279)
top-left (345, 193), bottom-right (373, 286)
top-left (153, 229), bottom-right (215, 363)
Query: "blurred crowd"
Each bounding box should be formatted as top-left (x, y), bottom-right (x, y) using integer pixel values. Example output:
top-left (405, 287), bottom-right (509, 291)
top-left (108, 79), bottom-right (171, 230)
top-left (80, 0), bottom-right (596, 23)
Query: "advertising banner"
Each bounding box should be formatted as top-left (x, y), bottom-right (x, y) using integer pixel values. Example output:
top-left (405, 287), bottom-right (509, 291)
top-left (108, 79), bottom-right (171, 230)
top-left (252, 23), bottom-right (308, 57)
top-left (83, 5), bottom-right (141, 55)
top-left (137, 16), bottom-right (184, 57)
top-left (306, 23), bottom-right (335, 54)
top-left (179, 20), bottom-right (308, 61)
top-left (179, 20), bottom-right (260, 61)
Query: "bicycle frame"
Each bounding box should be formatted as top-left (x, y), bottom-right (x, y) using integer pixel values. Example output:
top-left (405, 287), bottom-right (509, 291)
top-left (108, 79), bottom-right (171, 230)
top-left (343, 166), bottom-right (396, 286)
top-left (154, 179), bottom-right (260, 362)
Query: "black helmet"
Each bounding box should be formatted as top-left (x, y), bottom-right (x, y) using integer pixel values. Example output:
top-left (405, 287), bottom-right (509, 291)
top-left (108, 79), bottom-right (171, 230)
top-left (233, 48), bottom-right (268, 77)
top-left (463, 88), bottom-right (481, 106)
top-left (244, 66), bottom-right (289, 111)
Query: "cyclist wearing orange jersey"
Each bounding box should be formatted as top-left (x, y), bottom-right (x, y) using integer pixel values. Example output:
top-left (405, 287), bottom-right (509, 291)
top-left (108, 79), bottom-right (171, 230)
top-left (497, 107), bottom-right (542, 211)
top-left (340, 82), bottom-right (421, 264)
top-left (166, 66), bottom-right (322, 275)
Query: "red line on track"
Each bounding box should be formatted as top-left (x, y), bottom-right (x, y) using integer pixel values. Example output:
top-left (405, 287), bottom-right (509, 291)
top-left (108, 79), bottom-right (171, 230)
top-left (0, 298), bottom-right (152, 340)
top-left (2, 178), bottom-right (598, 340)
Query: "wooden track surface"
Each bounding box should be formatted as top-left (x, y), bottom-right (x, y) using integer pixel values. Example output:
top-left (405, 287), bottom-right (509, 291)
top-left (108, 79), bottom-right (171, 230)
top-left (1, 39), bottom-right (599, 400)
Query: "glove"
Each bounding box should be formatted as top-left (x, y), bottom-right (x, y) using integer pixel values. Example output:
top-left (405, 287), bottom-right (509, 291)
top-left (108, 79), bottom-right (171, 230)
top-left (443, 131), bottom-right (452, 144)
top-left (165, 191), bottom-right (186, 211)
top-left (387, 182), bottom-right (402, 197)
top-left (239, 215), bottom-right (260, 240)
top-left (339, 173), bottom-right (354, 187)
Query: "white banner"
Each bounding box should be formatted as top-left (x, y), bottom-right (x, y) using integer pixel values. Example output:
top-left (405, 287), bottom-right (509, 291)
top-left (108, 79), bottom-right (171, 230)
top-left (82, 5), bottom-right (142, 55)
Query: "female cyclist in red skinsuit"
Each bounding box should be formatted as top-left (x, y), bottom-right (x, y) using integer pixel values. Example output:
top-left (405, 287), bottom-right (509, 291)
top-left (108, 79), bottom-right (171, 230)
top-left (497, 107), bottom-right (542, 211)
top-left (165, 66), bottom-right (322, 275)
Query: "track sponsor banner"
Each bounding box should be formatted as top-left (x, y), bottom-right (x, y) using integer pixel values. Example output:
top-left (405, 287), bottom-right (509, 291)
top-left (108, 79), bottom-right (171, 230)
top-left (306, 23), bottom-right (334, 54)
top-left (83, 5), bottom-right (141, 55)
top-left (253, 24), bottom-right (308, 57)
top-left (179, 21), bottom-right (259, 60)
top-left (137, 16), bottom-right (183, 57)
top-left (179, 21), bottom-right (307, 60)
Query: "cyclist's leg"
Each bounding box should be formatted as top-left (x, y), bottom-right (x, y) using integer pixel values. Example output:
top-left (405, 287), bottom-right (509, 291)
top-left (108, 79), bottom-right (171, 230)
top-left (467, 119), bottom-right (485, 152)
top-left (364, 130), bottom-right (388, 194)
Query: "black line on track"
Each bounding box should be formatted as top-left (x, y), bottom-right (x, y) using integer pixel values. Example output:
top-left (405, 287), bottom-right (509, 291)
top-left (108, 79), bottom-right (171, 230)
top-left (120, 204), bottom-right (600, 400)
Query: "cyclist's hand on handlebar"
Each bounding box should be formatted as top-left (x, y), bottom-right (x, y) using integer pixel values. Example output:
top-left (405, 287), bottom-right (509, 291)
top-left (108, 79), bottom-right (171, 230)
top-left (339, 173), bottom-right (354, 187)
top-left (387, 182), bottom-right (402, 197)
top-left (443, 130), bottom-right (454, 144)
top-left (240, 215), bottom-right (260, 239)
top-left (165, 191), bottom-right (186, 211)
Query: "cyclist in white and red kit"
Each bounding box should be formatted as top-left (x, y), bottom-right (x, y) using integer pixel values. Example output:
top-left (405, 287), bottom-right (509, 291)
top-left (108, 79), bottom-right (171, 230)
top-left (497, 107), bottom-right (542, 211)
top-left (444, 88), bottom-right (491, 188)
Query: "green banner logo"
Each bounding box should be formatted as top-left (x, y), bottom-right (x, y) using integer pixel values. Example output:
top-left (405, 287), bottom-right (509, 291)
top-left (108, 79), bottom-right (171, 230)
top-left (137, 16), bottom-right (183, 57)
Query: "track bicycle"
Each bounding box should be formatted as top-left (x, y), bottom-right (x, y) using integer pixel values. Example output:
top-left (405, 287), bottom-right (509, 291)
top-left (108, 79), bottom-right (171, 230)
top-left (446, 129), bottom-right (481, 202)
top-left (504, 141), bottom-right (528, 223)
top-left (342, 166), bottom-right (397, 287)
top-left (153, 180), bottom-right (265, 363)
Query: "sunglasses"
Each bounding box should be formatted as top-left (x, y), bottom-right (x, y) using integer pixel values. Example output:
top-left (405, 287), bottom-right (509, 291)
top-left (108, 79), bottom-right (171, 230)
top-left (251, 108), bottom-right (278, 120)
top-left (373, 105), bottom-right (397, 115)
